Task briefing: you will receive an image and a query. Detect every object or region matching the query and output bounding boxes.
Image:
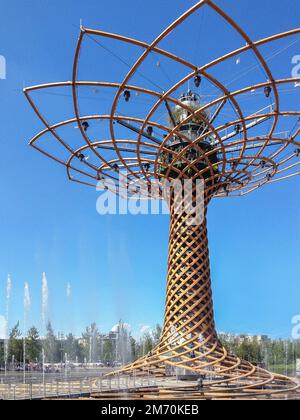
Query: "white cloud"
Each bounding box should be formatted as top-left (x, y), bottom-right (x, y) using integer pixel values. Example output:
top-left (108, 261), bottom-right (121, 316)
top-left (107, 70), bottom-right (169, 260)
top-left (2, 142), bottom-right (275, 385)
top-left (140, 325), bottom-right (152, 335)
top-left (0, 315), bottom-right (6, 339)
top-left (111, 323), bottom-right (131, 333)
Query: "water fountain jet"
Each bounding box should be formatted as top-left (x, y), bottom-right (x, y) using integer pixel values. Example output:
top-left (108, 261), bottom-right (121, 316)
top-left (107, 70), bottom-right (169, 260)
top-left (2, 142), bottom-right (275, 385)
top-left (23, 282), bottom-right (31, 384)
top-left (4, 274), bottom-right (12, 377)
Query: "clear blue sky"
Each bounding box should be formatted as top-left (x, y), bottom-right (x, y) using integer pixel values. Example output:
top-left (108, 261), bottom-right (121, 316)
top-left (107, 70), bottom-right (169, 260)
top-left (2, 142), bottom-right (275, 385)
top-left (0, 0), bottom-right (300, 339)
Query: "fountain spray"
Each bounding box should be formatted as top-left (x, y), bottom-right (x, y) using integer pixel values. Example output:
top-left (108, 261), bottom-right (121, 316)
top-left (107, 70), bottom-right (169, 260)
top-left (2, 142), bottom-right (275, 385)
top-left (4, 274), bottom-right (12, 376)
top-left (41, 272), bottom-right (49, 381)
top-left (42, 272), bottom-right (48, 330)
top-left (66, 282), bottom-right (71, 300)
top-left (23, 282), bottom-right (31, 384)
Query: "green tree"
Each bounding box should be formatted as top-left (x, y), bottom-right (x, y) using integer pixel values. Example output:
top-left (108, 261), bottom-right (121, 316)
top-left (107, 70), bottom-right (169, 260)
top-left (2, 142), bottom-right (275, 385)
top-left (26, 326), bottom-right (41, 362)
top-left (64, 333), bottom-right (84, 362)
top-left (116, 321), bottom-right (131, 364)
top-left (152, 324), bottom-right (162, 346)
top-left (270, 341), bottom-right (285, 365)
top-left (141, 332), bottom-right (154, 356)
top-left (44, 321), bottom-right (59, 363)
top-left (82, 323), bottom-right (101, 363)
top-left (8, 322), bottom-right (23, 363)
top-left (130, 336), bottom-right (138, 361)
top-left (103, 340), bottom-right (114, 364)
top-left (0, 339), bottom-right (5, 367)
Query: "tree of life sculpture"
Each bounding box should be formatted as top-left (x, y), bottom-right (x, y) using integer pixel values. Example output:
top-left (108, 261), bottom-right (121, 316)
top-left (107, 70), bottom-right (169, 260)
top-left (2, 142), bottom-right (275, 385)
top-left (24, 0), bottom-right (300, 397)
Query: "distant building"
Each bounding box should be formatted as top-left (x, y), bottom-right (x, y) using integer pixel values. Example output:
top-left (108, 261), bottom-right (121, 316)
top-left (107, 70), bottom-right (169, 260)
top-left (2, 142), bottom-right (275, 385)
top-left (219, 332), bottom-right (269, 345)
top-left (78, 330), bottom-right (118, 362)
top-left (100, 331), bottom-right (118, 359)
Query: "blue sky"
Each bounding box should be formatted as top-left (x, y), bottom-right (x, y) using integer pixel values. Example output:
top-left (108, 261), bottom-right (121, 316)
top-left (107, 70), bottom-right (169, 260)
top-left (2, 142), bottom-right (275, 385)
top-left (0, 0), bottom-right (300, 339)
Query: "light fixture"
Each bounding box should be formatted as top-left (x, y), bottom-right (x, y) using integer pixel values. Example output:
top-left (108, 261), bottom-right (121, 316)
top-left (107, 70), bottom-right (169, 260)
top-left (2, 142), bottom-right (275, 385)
top-left (82, 121), bottom-right (89, 132)
top-left (123, 90), bottom-right (131, 102)
top-left (235, 124), bottom-right (242, 134)
top-left (146, 126), bottom-right (153, 136)
top-left (260, 159), bottom-right (267, 168)
top-left (264, 86), bottom-right (272, 98)
top-left (194, 74), bottom-right (202, 88)
top-left (76, 153), bottom-right (85, 162)
top-left (231, 161), bottom-right (238, 170)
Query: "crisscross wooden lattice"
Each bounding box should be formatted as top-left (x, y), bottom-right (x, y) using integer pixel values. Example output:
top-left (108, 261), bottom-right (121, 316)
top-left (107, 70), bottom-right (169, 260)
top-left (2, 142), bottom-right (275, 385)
top-left (111, 185), bottom-right (298, 396)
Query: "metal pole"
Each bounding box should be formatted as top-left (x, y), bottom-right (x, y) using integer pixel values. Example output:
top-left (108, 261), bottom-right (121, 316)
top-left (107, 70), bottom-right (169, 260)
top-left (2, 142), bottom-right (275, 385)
top-left (80, 380), bottom-right (82, 397)
top-left (42, 348), bottom-right (45, 386)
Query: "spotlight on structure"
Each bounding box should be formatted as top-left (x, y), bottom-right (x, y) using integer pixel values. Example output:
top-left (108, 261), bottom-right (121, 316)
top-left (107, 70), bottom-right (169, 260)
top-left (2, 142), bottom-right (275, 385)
top-left (76, 152), bottom-right (85, 162)
top-left (260, 159), bottom-right (267, 168)
top-left (143, 162), bottom-right (151, 171)
top-left (235, 124), bottom-right (242, 134)
top-left (123, 90), bottom-right (131, 102)
top-left (82, 121), bottom-right (89, 132)
top-left (264, 86), bottom-right (272, 98)
top-left (194, 74), bottom-right (202, 88)
top-left (231, 161), bottom-right (238, 171)
top-left (146, 126), bottom-right (153, 137)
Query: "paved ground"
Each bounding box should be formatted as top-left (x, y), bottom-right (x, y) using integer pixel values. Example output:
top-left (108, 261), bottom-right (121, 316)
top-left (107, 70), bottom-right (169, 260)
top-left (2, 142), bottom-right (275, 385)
top-left (0, 371), bottom-right (299, 400)
top-left (0, 368), bottom-right (158, 400)
top-left (0, 367), bottom-right (112, 385)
